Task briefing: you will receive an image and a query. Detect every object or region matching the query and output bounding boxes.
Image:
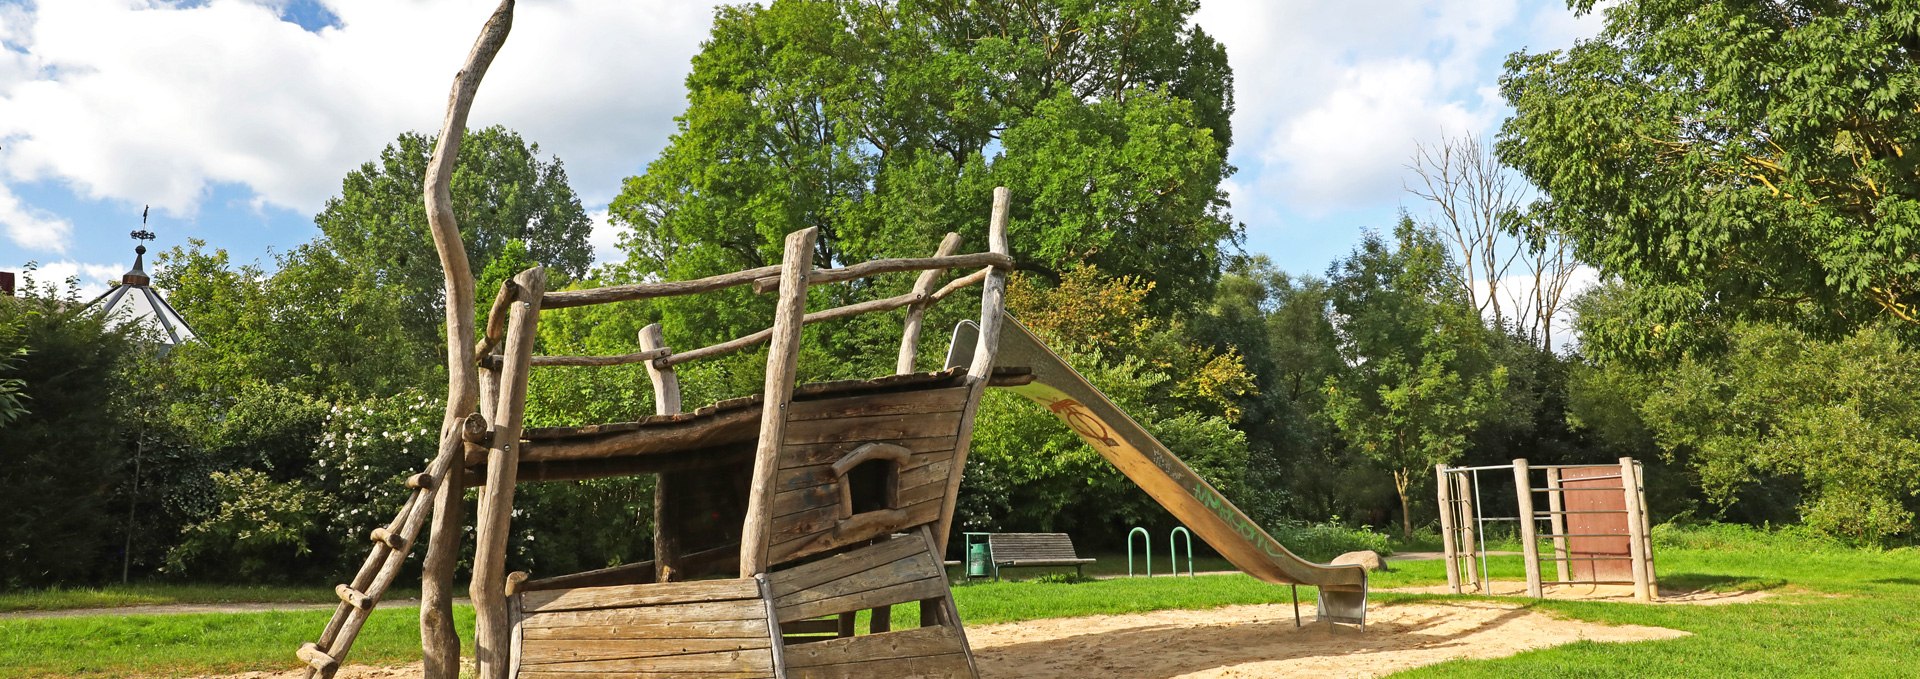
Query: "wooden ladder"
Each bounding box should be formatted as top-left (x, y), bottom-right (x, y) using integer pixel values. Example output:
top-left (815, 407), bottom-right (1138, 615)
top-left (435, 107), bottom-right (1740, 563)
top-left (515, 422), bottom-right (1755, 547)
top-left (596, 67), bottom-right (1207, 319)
top-left (293, 414), bottom-right (479, 678)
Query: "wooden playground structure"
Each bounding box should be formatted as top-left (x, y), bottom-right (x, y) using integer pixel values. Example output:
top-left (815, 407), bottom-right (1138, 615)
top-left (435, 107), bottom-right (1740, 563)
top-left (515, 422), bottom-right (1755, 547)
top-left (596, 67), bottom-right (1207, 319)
top-left (293, 4), bottom-right (1370, 677)
top-left (1437, 458), bottom-right (1659, 601)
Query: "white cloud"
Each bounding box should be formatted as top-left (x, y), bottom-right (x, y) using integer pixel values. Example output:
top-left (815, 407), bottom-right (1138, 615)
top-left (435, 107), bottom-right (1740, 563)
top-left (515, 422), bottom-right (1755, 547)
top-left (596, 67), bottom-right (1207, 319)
top-left (0, 0), bottom-right (718, 248)
top-left (25, 259), bottom-right (123, 300)
top-left (1276, 59), bottom-right (1497, 210)
top-left (586, 207), bottom-right (622, 267)
top-left (0, 182), bottom-right (71, 252)
top-left (1483, 264), bottom-right (1602, 352)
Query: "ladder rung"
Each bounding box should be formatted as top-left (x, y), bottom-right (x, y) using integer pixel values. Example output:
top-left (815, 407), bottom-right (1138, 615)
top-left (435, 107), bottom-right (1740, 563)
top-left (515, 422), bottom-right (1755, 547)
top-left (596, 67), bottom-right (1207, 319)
top-left (1535, 510), bottom-right (1625, 514)
top-left (1537, 532), bottom-right (1625, 538)
top-left (297, 642), bottom-right (338, 672)
top-left (370, 527), bottom-right (408, 552)
top-left (1542, 555), bottom-right (1634, 562)
top-left (335, 584), bottom-right (371, 611)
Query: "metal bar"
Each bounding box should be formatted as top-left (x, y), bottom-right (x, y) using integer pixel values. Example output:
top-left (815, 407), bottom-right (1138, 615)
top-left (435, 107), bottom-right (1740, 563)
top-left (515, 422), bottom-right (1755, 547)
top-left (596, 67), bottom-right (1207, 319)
top-left (1535, 510), bottom-right (1628, 515)
top-left (1445, 464), bottom-right (1520, 473)
top-left (1537, 486), bottom-right (1628, 493)
top-left (1472, 469), bottom-right (1489, 585)
top-left (1535, 533), bottom-right (1629, 538)
top-left (1548, 580), bottom-right (1637, 586)
top-left (1538, 556), bottom-right (1634, 562)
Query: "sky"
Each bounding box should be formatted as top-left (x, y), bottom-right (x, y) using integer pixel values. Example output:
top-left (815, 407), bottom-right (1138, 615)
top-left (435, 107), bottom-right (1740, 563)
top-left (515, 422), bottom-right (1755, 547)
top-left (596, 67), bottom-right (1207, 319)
top-left (0, 0), bottom-right (1606, 312)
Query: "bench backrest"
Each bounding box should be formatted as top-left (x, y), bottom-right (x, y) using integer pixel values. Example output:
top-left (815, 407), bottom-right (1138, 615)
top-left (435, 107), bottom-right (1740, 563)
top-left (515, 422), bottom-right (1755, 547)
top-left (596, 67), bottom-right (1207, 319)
top-left (987, 532), bottom-right (1082, 561)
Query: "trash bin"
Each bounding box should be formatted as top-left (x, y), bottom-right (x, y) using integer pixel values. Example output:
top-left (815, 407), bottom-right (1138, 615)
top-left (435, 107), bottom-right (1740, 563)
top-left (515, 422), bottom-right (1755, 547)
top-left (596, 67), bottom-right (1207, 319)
top-left (967, 541), bottom-right (991, 579)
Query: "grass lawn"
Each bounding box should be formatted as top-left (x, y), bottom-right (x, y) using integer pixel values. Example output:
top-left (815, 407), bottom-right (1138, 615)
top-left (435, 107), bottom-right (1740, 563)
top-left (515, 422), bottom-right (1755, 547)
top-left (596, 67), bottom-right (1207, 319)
top-left (5, 530), bottom-right (1919, 677)
top-left (0, 584), bottom-right (420, 614)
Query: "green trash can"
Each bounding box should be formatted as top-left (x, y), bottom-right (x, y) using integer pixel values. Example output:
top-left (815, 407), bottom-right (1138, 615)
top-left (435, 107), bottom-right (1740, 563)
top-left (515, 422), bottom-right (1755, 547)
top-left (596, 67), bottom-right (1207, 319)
top-left (967, 541), bottom-right (991, 579)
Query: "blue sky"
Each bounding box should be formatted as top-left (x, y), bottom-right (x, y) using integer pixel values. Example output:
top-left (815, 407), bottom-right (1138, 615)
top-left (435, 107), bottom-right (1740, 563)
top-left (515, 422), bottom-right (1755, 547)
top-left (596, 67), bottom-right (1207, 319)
top-left (0, 0), bottom-right (1604, 301)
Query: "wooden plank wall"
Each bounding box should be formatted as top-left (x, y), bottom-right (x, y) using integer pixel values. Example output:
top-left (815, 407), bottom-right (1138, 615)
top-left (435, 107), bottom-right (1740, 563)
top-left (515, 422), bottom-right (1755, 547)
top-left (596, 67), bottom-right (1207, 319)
top-left (513, 578), bottom-right (778, 678)
top-left (767, 387), bottom-right (972, 565)
top-left (767, 536), bottom-right (972, 678)
top-left (1561, 465), bottom-right (1633, 581)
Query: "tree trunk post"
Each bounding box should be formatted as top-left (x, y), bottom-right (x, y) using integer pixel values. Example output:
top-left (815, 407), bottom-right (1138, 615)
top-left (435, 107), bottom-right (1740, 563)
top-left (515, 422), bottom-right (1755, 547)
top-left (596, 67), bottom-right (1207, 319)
top-left (1513, 459), bottom-right (1542, 598)
top-left (1455, 473), bottom-right (1480, 591)
top-left (1545, 467), bottom-right (1569, 582)
top-left (740, 227), bottom-right (817, 578)
top-left (1435, 464), bottom-right (1459, 594)
top-left (638, 323), bottom-right (684, 583)
top-left (473, 267), bottom-right (545, 679)
top-left (1621, 457), bottom-right (1652, 602)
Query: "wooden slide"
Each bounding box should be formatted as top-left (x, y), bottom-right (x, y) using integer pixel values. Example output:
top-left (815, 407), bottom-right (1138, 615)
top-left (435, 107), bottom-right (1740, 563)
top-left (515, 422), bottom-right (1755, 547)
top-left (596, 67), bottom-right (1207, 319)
top-left (950, 313), bottom-right (1369, 624)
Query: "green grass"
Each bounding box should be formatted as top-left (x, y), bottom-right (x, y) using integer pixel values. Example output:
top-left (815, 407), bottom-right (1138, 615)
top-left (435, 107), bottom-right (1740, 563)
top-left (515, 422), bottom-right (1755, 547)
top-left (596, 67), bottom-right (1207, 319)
top-left (0, 584), bottom-right (422, 613)
top-left (8, 526), bottom-right (1920, 677)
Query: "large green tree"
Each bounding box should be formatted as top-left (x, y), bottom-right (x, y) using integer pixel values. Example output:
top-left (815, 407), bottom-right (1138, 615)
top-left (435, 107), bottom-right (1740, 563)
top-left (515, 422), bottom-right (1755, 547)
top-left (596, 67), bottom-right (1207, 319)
top-left (1323, 219), bottom-right (1506, 537)
top-left (1500, 0), bottom-right (1920, 348)
top-left (608, 0), bottom-right (1238, 358)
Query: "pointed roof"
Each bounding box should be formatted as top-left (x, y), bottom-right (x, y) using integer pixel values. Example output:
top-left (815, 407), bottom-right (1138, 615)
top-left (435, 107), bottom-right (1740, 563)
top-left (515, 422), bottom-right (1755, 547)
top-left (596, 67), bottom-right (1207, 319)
top-left (88, 228), bottom-right (196, 355)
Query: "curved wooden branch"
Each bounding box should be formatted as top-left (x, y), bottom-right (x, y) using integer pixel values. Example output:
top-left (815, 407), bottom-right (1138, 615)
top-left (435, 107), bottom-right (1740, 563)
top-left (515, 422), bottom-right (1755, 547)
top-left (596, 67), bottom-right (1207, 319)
top-left (418, 3), bottom-right (516, 679)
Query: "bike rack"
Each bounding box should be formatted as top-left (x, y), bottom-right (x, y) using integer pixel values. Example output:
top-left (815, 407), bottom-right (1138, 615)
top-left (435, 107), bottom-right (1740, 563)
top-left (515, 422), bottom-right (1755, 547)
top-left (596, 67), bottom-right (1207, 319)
top-left (1127, 526), bottom-right (1152, 577)
top-left (1169, 526), bottom-right (1194, 577)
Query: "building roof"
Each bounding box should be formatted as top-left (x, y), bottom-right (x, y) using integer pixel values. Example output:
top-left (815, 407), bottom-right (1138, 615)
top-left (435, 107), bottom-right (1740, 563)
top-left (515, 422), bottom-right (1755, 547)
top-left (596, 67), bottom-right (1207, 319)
top-left (88, 243), bottom-right (196, 353)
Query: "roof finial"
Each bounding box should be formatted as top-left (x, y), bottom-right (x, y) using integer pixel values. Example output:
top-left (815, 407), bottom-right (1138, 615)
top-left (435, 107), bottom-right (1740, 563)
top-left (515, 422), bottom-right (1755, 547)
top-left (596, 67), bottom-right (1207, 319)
top-left (131, 205), bottom-right (155, 256)
top-left (124, 206), bottom-right (154, 285)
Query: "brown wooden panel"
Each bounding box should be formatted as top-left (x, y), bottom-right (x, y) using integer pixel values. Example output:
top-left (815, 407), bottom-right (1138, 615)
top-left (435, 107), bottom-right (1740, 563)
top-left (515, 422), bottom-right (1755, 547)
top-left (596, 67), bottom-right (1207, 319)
top-left (777, 458), bottom-right (950, 496)
top-left (781, 625), bottom-right (967, 668)
top-left (785, 387), bottom-right (971, 423)
top-left (776, 576), bottom-right (950, 623)
top-left (770, 536), bottom-right (928, 598)
top-left (520, 647), bottom-right (775, 674)
top-left (520, 637), bottom-right (772, 665)
top-left (1560, 465), bottom-right (1632, 581)
top-left (782, 436), bottom-right (957, 468)
top-left (521, 599), bottom-right (767, 629)
top-left (521, 579), bottom-right (761, 614)
top-left (787, 653), bottom-right (973, 679)
top-left (782, 411), bottom-right (965, 446)
top-left (775, 552), bottom-right (941, 612)
top-left (522, 618), bottom-right (771, 641)
top-left (769, 496), bottom-right (944, 564)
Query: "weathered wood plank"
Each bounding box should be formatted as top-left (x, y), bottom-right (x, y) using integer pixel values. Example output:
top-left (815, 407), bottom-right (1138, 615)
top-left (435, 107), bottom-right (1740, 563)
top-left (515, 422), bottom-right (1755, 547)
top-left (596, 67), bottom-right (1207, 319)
top-left (785, 387), bottom-right (970, 423)
top-left (741, 227), bottom-right (816, 579)
top-left (521, 618), bottom-right (770, 641)
top-left (520, 637), bottom-right (771, 666)
top-left (781, 437), bottom-right (956, 468)
top-left (777, 459), bottom-right (950, 496)
top-left (520, 579), bottom-right (761, 614)
top-left (781, 626), bottom-right (966, 669)
top-left (769, 536), bottom-right (927, 598)
top-left (775, 551), bottom-right (941, 611)
top-left (521, 648), bottom-right (775, 674)
top-left (770, 497), bottom-right (944, 564)
top-left (782, 411), bottom-right (964, 446)
top-left (775, 576), bottom-right (949, 623)
top-left (786, 653), bottom-right (973, 679)
top-left (521, 600), bottom-right (767, 629)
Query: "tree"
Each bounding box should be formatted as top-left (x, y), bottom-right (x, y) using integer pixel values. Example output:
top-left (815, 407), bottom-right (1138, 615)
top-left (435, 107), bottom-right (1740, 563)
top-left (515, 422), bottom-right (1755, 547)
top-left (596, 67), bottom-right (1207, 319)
top-left (1640, 322), bottom-right (1920, 545)
top-left (315, 125), bottom-right (593, 369)
top-left (1499, 0), bottom-right (1920, 340)
top-left (1323, 219), bottom-right (1506, 537)
top-left (608, 0), bottom-right (1239, 355)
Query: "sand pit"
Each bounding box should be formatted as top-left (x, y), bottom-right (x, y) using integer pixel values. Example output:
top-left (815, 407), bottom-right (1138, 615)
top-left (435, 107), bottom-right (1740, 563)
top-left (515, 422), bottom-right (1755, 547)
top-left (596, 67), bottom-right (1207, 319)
top-left (208, 600), bottom-right (1688, 679)
top-left (1384, 581), bottom-right (1774, 605)
top-left (968, 600), bottom-right (1686, 678)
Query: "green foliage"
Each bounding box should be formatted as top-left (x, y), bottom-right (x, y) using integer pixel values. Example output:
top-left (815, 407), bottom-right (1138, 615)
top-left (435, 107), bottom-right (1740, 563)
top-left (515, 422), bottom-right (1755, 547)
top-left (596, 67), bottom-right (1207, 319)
top-left (1268, 520), bottom-right (1393, 563)
top-left (0, 323), bottom-right (29, 426)
top-left (1500, 0), bottom-right (1920, 345)
top-left (0, 289), bottom-right (141, 588)
top-left (609, 0), bottom-right (1239, 349)
top-left (1323, 218), bottom-right (1507, 535)
top-left (1640, 322), bottom-right (1920, 545)
top-left (166, 470), bottom-right (330, 580)
top-left (1650, 521), bottom-right (1848, 555)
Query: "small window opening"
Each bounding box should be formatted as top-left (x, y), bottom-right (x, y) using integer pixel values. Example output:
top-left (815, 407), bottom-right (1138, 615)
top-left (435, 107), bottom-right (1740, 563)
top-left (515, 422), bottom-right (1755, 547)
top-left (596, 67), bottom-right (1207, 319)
top-left (846, 458), bottom-right (899, 515)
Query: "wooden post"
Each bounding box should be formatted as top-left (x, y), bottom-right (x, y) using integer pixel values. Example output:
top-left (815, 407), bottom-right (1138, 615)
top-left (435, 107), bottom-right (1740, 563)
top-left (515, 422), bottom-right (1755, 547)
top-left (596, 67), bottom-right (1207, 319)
top-left (934, 187), bottom-right (1011, 554)
top-left (415, 4), bottom-right (516, 677)
top-left (639, 323), bottom-right (684, 584)
top-left (1620, 457), bottom-right (1652, 602)
top-left (741, 227), bottom-right (818, 578)
top-left (473, 267), bottom-right (545, 679)
top-left (1546, 467), bottom-right (1569, 582)
top-left (1513, 459), bottom-right (1542, 598)
top-left (1435, 464), bottom-right (1459, 594)
top-left (897, 233), bottom-right (962, 374)
top-left (1455, 473), bottom-right (1480, 591)
top-left (1634, 460), bottom-right (1658, 592)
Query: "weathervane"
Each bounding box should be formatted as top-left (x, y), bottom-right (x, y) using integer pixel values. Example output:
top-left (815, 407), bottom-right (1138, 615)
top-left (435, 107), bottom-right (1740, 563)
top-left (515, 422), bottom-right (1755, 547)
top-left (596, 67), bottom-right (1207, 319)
top-left (130, 205), bottom-right (154, 251)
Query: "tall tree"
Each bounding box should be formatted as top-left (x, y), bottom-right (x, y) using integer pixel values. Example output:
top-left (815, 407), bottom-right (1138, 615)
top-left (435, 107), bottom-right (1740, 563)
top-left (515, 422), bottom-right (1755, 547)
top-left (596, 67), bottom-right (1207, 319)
top-left (1323, 219), bottom-right (1506, 537)
top-left (1500, 0), bottom-right (1920, 341)
top-left (608, 0), bottom-right (1239, 355)
top-left (316, 125), bottom-right (593, 367)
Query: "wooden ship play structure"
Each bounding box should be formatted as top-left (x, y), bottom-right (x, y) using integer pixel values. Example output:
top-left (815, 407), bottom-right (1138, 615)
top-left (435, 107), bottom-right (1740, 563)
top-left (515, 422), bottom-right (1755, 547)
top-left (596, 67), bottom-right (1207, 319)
top-left (294, 4), bottom-right (1367, 678)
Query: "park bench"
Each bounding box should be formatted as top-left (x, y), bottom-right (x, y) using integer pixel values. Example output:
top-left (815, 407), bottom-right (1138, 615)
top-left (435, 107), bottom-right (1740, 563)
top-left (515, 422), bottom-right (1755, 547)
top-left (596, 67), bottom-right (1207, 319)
top-left (984, 532), bottom-right (1096, 580)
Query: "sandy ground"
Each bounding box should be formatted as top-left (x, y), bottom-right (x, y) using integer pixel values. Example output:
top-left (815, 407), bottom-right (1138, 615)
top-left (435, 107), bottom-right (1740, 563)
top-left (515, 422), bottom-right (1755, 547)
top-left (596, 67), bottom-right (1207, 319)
top-left (1383, 581), bottom-right (1773, 605)
top-left (968, 600), bottom-right (1686, 678)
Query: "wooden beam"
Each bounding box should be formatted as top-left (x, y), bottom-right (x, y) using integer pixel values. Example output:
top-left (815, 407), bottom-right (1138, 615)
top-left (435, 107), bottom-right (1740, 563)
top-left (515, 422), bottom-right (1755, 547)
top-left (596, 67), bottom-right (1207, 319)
top-left (1513, 459), bottom-right (1542, 598)
top-left (473, 267), bottom-right (546, 679)
top-left (481, 347), bottom-right (670, 368)
top-left (897, 233), bottom-right (964, 374)
top-left (742, 227), bottom-right (817, 578)
top-left (929, 267), bottom-right (989, 302)
top-left (751, 252), bottom-right (1012, 294)
top-left (1435, 465), bottom-right (1459, 594)
top-left (541, 264), bottom-right (783, 309)
top-left (934, 186), bottom-right (1011, 554)
top-left (661, 289), bottom-right (925, 368)
top-left (1546, 467), bottom-right (1570, 582)
top-left (1622, 457), bottom-right (1653, 601)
